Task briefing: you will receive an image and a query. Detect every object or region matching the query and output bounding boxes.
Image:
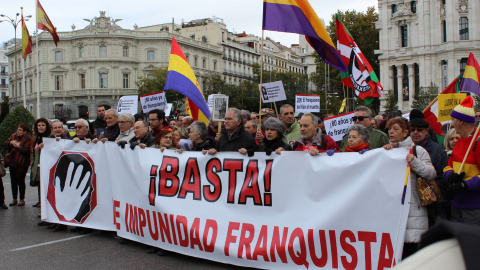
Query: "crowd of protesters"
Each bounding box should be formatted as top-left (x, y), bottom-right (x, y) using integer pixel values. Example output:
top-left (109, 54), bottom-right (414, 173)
top-left (0, 97), bottom-right (479, 260)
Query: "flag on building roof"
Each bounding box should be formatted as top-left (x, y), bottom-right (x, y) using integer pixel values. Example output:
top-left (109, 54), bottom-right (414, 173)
top-left (262, 0), bottom-right (347, 72)
top-left (164, 37), bottom-right (211, 124)
top-left (22, 16), bottom-right (32, 59)
top-left (336, 14), bottom-right (382, 104)
top-left (37, 0), bottom-right (59, 46)
top-left (459, 52), bottom-right (480, 96)
top-left (423, 75), bottom-right (461, 142)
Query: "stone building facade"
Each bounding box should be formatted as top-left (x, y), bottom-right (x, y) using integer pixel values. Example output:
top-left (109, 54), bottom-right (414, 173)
top-left (376, 0), bottom-right (480, 112)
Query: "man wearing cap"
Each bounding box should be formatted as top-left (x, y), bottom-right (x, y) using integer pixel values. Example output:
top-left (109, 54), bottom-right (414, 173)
top-left (148, 109), bottom-right (171, 137)
top-left (410, 113), bottom-right (449, 225)
top-left (340, 106), bottom-right (389, 151)
top-left (279, 104), bottom-right (301, 145)
top-left (443, 96), bottom-right (480, 225)
top-left (410, 109), bottom-right (439, 144)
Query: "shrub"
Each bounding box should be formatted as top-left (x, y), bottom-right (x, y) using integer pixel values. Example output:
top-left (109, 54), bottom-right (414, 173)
top-left (0, 106), bottom-right (36, 155)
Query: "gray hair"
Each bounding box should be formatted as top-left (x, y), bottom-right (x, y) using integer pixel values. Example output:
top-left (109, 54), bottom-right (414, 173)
top-left (175, 127), bottom-right (189, 139)
top-left (302, 113), bottom-right (318, 126)
top-left (279, 104), bottom-right (294, 115)
top-left (347, 124), bottom-right (370, 143)
top-left (77, 119), bottom-right (89, 129)
top-left (240, 110), bottom-right (251, 121)
top-left (183, 116), bottom-right (193, 121)
top-left (246, 120), bottom-right (257, 130)
top-left (355, 106), bottom-right (372, 118)
top-left (51, 119), bottom-right (63, 127)
top-left (106, 109), bottom-right (119, 118)
top-left (228, 108), bottom-right (242, 121)
top-left (264, 117), bottom-right (285, 136)
top-left (374, 115), bottom-right (383, 121)
top-left (189, 121), bottom-right (208, 141)
top-left (119, 113), bottom-right (134, 124)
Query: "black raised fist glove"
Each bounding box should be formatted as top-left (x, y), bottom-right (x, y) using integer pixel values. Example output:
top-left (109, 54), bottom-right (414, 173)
top-left (130, 142), bottom-right (139, 150)
top-left (117, 141), bottom-right (127, 149)
top-left (447, 172), bottom-right (465, 184)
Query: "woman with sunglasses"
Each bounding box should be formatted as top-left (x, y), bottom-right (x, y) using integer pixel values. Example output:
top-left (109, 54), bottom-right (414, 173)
top-left (383, 117), bottom-right (436, 259)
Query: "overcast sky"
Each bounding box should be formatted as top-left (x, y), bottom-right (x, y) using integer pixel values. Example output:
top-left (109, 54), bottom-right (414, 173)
top-left (1, 0), bottom-right (377, 47)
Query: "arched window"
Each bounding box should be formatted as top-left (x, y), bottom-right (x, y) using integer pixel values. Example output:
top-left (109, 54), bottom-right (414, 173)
top-left (459, 17), bottom-right (469, 40)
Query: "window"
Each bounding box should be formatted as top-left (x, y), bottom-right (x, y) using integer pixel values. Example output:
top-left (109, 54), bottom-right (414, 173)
top-left (147, 74), bottom-right (155, 80)
top-left (79, 47), bottom-right (85, 58)
top-left (99, 46), bottom-right (107, 57)
top-left (99, 73), bottom-right (108, 88)
top-left (29, 79), bottom-right (32, 94)
top-left (203, 59), bottom-right (206, 69)
top-left (147, 51), bottom-right (155, 61)
top-left (213, 61), bottom-right (217, 71)
top-left (123, 46), bottom-right (128, 57)
top-left (392, 4), bottom-right (397, 15)
top-left (123, 73), bottom-right (129, 88)
top-left (80, 74), bottom-right (85, 89)
top-left (401, 25), bottom-right (408, 47)
top-left (411, 1), bottom-right (416, 13)
top-left (460, 58), bottom-right (468, 76)
top-left (55, 51), bottom-right (62, 62)
top-left (194, 57), bottom-right (198, 67)
top-left (55, 75), bottom-right (63, 90)
top-left (442, 20), bottom-right (447, 42)
top-left (459, 17), bottom-right (469, 40)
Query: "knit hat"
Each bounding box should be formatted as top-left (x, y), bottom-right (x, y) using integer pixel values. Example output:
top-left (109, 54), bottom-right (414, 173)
top-left (450, 96), bottom-right (475, 123)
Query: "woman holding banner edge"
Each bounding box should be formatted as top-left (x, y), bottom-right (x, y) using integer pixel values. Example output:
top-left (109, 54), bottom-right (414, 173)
top-left (383, 117), bottom-right (437, 258)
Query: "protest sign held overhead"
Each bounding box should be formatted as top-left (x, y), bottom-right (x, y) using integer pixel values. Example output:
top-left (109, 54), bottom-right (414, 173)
top-left (437, 93), bottom-right (467, 122)
top-left (258, 81), bottom-right (287, 103)
top-left (117, 95), bottom-right (138, 114)
top-left (140, 91), bottom-right (167, 113)
top-left (324, 111), bottom-right (355, 141)
top-left (212, 95), bottom-right (228, 121)
top-left (295, 94), bottom-right (320, 112)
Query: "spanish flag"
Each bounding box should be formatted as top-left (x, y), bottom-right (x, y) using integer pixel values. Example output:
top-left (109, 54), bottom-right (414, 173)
top-left (37, 0), bottom-right (59, 46)
top-left (262, 0), bottom-right (347, 72)
top-left (22, 16), bottom-right (32, 59)
top-left (164, 37), bottom-right (211, 124)
top-left (460, 52), bottom-right (480, 96)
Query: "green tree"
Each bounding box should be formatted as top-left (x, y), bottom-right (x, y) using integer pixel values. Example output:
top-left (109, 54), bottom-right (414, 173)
top-left (0, 96), bottom-right (10, 125)
top-left (0, 106), bottom-right (35, 154)
top-left (383, 90), bottom-right (398, 114)
top-left (411, 83), bottom-right (439, 111)
top-left (136, 67), bottom-right (186, 115)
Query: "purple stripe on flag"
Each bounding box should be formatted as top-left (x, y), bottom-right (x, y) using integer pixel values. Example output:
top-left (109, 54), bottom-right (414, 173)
top-left (164, 71), bottom-right (211, 118)
top-left (460, 78), bottom-right (480, 96)
top-left (262, 2), bottom-right (346, 72)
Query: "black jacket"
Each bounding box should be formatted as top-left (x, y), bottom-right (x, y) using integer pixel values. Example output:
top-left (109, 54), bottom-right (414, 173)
top-left (129, 132), bottom-right (155, 147)
top-left (258, 137), bottom-right (292, 154)
top-left (91, 117), bottom-right (106, 135)
top-left (192, 140), bottom-right (213, 151)
top-left (101, 124), bottom-right (120, 142)
top-left (216, 123), bottom-right (258, 152)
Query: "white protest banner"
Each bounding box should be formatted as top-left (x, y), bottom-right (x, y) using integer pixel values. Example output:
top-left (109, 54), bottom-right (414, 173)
top-left (41, 138), bottom-right (409, 269)
top-left (295, 95), bottom-right (320, 112)
top-left (165, 103), bottom-right (173, 117)
top-left (258, 81), bottom-right (287, 103)
top-left (140, 92), bottom-right (166, 113)
top-left (324, 111), bottom-right (355, 141)
top-left (117, 95), bottom-right (138, 115)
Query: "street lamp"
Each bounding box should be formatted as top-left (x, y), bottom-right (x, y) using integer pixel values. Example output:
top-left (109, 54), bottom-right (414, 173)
top-left (0, 7), bottom-right (32, 106)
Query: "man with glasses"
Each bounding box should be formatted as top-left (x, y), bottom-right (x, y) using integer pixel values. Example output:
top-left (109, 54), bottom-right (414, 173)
top-left (148, 109), bottom-right (171, 137)
top-left (340, 106), bottom-right (389, 151)
top-left (116, 113), bottom-right (135, 143)
top-left (475, 111), bottom-right (480, 125)
top-left (72, 119), bottom-right (94, 143)
top-left (129, 121), bottom-right (155, 148)
top-left (250, 113), bottom-right (259, 125)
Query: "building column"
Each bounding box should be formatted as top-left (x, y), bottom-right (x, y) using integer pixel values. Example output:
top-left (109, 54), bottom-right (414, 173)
top-left (397, 65), bottom-right (404, 109)
top-left (408, 64), bottom-right (415, 108)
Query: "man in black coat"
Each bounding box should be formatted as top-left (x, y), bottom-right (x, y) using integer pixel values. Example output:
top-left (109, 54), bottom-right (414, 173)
top-left (91, 106), bottom-right (106, 136)
top-left (208, 108), bottom-right (258, 155)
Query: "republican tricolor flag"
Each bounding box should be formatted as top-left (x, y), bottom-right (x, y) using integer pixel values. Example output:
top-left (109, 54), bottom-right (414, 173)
top-left (459, 52), bottom-right (480, 96)
top-left (21, 16), bottom-right (32, 59)
top-left (164, 37), bottom-right (211, 124)
top-left (336, 14), bottom-right (382, 103)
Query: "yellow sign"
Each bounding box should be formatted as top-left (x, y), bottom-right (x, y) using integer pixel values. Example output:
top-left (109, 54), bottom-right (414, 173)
top-left (437, 93), bottom-right (467, 122)
top-left (339, 98), bottom-right (346, 113)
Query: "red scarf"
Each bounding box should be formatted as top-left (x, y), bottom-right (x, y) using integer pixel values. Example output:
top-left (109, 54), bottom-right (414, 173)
top-left (344, 142), bottom-right (370, 152)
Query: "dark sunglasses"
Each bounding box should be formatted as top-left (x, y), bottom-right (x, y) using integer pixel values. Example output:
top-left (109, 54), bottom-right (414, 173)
top-left (352, 116), bottom-right (367, 121)
top-left (410, 127), bottom-right (425, 132)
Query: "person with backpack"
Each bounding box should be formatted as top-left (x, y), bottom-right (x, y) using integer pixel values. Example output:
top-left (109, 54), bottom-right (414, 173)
top-left (292, 113), bottom-right (339, 155)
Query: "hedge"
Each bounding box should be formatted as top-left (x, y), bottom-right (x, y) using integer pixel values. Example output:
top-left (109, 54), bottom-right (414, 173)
top-left (0, 106), bottom-right (36, 155)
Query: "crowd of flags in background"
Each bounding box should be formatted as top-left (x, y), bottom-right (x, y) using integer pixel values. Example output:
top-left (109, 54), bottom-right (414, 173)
top-left (18, 0), bottom-right (480, 123)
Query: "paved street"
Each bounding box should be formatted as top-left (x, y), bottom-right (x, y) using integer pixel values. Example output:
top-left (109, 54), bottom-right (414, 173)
top-left (0, 171), bottom-right (250, 270)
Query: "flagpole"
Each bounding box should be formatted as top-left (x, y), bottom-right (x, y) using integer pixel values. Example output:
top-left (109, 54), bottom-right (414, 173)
top-left (21, 7), bottom-right (26, 108)
top-left (35, 0), bottom-right (40, 117)
top-left (258, 31), bottom-right (265, 131)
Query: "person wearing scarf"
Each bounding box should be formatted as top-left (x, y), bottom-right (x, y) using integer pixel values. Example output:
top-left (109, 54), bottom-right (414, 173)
top-left (242, 117), bottom-right (291, 156)
top-left (3, 123), bottom-right (32, 207)
top-left (343, 124), bottom-right (370, 153)
top-left (31, 118), bottom-right (52, 209)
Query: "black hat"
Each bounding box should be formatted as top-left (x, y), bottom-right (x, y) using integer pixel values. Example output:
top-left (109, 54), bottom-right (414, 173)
top-left (410, 109), bottom-right (424, 120)
top-left (410, 118), bottom-right (429, 128)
